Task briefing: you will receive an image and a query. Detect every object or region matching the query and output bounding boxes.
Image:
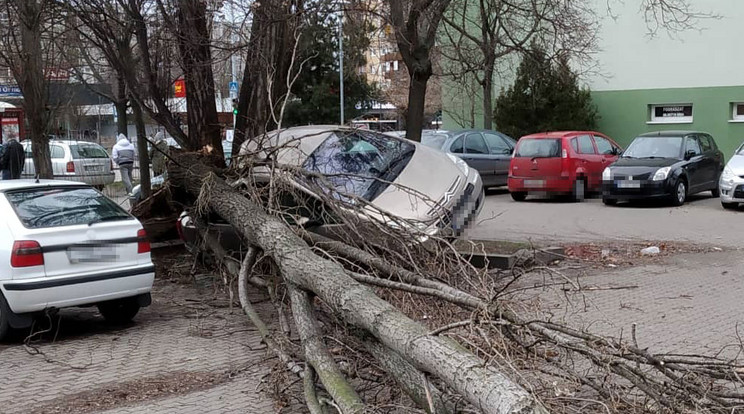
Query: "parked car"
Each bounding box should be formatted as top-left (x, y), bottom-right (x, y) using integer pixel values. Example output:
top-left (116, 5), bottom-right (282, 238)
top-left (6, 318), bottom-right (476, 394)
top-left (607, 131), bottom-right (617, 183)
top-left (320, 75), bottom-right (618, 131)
top-left (178, 126), bottom-right (485, 249)
top-left (602, 131), bottom-right (723, 206)
top-left (508, 131), bottom-right (622, 201)
top-left (420, 129), bottom-right (517, 189)
top-left (0, 180), bottom-right (155, 340)
top-left (719, 140), bottom-right (744, 209)
top-left (20, 140), bottom-right (115, 190)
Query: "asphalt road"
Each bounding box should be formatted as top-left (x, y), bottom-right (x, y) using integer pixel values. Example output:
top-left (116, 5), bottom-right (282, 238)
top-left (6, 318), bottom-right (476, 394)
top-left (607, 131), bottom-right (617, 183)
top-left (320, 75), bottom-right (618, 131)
top-left (468, 189), bottom-right (743, 249)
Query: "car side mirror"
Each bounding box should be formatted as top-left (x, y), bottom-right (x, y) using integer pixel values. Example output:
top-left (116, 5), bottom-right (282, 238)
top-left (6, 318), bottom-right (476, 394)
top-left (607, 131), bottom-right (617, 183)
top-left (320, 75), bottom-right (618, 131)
top-left (684, 150), bottom-right (696, 160)
top-left (611, 147), bottom-right (622, 156)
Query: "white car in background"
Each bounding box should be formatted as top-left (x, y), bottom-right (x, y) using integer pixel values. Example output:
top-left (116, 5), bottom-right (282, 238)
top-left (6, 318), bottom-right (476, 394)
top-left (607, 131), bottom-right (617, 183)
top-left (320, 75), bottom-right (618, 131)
top-left (0, 180), bottom-right (155, 340)
top-left (21, 140), bottom-right (115, 190)
top-left (720, 141), bottom-right (744, 209)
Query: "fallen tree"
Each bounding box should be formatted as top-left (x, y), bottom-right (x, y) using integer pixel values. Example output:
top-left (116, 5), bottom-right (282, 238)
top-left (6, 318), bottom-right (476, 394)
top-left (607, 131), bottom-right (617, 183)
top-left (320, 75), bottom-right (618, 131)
top-left (169, 151), bottom-right (744, 413)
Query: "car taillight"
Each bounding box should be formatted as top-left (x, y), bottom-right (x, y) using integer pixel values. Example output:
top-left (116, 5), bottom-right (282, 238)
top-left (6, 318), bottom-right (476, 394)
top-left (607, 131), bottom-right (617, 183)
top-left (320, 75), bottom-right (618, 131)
top-left (66, 161), bottom-right (75, 173)
top-left (11, 240), bottom-right (44, 267)
top-left (137, 229), bottom-right (151, 254)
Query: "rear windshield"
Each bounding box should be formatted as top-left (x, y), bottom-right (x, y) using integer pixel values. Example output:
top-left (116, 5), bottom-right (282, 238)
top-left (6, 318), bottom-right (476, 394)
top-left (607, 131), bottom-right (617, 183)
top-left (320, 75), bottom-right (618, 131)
top-left (421, 133), bottom-right (448, 150)
top-left (302, 130), bottom-right (415, 202)
top-left (5, 186), bottom-right (131, 229)
top-left (70, 143), bottom-right (109, 159)
top-left (515, 138), bottom-right (561, 158)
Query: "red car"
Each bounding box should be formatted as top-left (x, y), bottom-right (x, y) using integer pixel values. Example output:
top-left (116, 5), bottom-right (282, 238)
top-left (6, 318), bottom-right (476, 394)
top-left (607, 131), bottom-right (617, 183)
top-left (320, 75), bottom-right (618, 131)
top-left (508, 131), bottom-right (622, 201)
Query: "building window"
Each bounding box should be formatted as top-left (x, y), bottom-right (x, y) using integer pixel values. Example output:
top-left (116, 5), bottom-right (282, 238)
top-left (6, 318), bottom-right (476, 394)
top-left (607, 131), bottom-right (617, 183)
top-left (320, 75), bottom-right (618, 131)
top-left (648, 104), bottom-right (693, 124)
top-left (731, 103), bottom-right (744, 122)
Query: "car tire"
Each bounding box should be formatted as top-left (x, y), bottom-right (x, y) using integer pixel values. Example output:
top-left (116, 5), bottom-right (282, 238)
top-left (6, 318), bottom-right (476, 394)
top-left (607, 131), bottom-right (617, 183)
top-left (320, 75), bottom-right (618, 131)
top-left (670, 179), bottom-right (687, 206)
top-left (97, 297), bottom-right (141, 325)
top-left (572, 178), bottom-right (586, 202)
top-left (510, 192), bottom-right (527, 202)
top-left (602, 198), bottom-right (617, 206)
top-left (711, 185), bottom-right (720, 197)
top-left (0, 302), bottom-right (9, 342)
top-left (722, 201), bottom-right (738, 210)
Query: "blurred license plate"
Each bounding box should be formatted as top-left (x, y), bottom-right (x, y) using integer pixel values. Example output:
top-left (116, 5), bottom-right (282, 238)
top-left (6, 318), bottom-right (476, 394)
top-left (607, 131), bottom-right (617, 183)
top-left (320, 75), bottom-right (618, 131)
top-left (617, 180), bottom-right (641, 189)
top-left (67, 245), bottom-right (117, 262)
top-left (524, 179), bottom-right (545, 188)
top-left (85, 166), bottom-right (103, 172)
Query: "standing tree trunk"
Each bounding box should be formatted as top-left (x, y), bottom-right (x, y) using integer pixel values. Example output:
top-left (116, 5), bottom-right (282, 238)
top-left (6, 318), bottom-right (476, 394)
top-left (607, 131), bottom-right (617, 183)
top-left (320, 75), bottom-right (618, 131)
top-left (482, 63), bottom-right (494, 130)
top-left (131, 99), bottom-right (151, 200)
top-left (12, 0), bottom-right (52, 178)
top-left (406, 70), bottom-right (431, 142)
top-left (115, 74), bottom-right (129, 136)
top-left (176, 0), bottom-right (223, 157)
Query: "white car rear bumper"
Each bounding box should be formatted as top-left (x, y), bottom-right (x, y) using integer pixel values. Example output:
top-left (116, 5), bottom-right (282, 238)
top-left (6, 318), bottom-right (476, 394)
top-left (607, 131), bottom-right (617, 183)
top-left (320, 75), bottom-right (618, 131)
top-left (1, 265), bottom-right (154, 313)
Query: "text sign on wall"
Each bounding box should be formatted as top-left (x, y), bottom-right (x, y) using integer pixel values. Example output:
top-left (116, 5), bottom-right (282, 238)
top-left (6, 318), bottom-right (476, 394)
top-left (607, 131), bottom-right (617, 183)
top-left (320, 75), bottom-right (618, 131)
top-left (0, 85), bottom-right (22, 97)
top-left (174, 79), bottom-right (186, 98)
top-left (654, 105), bottom-right (693, 118)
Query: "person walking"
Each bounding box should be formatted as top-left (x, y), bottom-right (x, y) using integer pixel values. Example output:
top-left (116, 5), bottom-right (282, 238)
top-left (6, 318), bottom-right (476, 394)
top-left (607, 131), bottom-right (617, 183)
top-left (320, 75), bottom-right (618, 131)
top-left (0, 138), bottom-right (25, 180)
top-left (112, 133), bottom-right (136, 195)
top-left (148, 131), bottom-right (169, 176)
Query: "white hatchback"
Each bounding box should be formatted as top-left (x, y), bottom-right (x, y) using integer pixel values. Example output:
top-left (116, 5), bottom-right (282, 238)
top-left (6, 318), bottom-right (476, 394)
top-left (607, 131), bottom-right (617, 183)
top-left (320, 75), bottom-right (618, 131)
top-left (0, 180), bottom-right (154, 340)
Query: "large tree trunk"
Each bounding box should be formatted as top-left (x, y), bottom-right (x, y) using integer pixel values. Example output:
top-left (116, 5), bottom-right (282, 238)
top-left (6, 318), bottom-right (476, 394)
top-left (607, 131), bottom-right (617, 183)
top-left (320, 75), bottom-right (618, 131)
top-left (169, 155), bottom-right (545, 414)
top-left (176, 0), bottom-right (222, 156)
top-left (482, 65), bottom-right (494, 130)
top-left (405, 69), bottom-right (431, 142)
top-left (12, 0), bottom-right (52, 178)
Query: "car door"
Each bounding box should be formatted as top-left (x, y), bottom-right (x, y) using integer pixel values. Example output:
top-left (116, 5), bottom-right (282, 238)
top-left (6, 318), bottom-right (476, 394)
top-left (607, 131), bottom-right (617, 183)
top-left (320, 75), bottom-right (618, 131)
top-left (683, 135), bottom-right (704, 192)
top-left (574, 134), bottom-right (602, 189)
top-left (482, 132), bottom-right (513, 186)
top-left (459, 133), bottom-right (495, 186)
top-left (698, 133), bottom-right (723, 187)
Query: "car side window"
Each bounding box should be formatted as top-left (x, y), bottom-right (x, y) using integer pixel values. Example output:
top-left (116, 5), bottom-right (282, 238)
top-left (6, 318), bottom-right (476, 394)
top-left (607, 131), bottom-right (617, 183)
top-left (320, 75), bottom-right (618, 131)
top-left (699, 134), bottom-right (716, 152)
top-left (450, 136), bottom-right (464, 153)
top-left (593, 136), bottom-right (615, 155)
top-left (685, 136), bottom-right (702, 156)
top-left (570, 138), bottom-right (579, 152)
top-left (464, 133), bottom-right (489, 154)
top-left (482, 133), bottom-right (511, 155)
top-left (51, 145), bottom-right (65, 159)
top-left (576, 135), bottom-right (595, 154)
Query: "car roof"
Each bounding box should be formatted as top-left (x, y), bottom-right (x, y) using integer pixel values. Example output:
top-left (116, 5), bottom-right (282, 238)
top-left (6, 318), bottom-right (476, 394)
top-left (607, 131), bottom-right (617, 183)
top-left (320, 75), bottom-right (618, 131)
top-left (23, 139), bottom-right (104, 146)
top-left (637, 130), bottom-right (707, 137)
top-left (521, 131), bottom-right (605, 139)
top-left (0, 179), bottom-right (87, 192)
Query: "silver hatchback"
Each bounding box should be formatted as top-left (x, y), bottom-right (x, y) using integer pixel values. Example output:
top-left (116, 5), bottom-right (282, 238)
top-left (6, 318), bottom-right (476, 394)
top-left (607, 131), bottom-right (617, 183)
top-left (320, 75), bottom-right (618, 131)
top-left (20, 140), bottom-right (115, 189)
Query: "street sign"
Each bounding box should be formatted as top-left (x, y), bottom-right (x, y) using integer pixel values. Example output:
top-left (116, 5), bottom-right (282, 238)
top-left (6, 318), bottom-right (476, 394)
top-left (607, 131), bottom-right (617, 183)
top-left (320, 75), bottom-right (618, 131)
top-left (229, 81), bottom-right (238, 99)
top-left (0, 85), bottom-right (22, 98)
top-left (174, 79), bottom-right (186, 98)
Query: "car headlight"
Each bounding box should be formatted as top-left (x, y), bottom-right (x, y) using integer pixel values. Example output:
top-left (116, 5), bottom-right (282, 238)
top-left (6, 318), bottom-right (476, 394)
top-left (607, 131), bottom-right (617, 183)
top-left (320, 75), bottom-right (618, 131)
top-left (602, 167), bottom-right (612, 181)
top-left (721, 166), bottom-right (735, 182)
top-left (446, 153), bottom-right (470, 176)
top-left (652, 166), bottom-right (671, 181)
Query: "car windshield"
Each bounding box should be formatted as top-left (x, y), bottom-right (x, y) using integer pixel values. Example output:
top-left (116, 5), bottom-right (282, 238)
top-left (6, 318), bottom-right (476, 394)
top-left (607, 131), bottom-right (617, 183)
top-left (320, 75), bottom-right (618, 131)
top-left (302, 131), bottom-right (415, 202)
top-left (623, 137), bottom-right (682, 159)
top-left (5, 186), bottom-right (131, 228)
top-left (515, 138), bottom-right (561, 158)
top-left (70, 143), bottom-right (109, 159)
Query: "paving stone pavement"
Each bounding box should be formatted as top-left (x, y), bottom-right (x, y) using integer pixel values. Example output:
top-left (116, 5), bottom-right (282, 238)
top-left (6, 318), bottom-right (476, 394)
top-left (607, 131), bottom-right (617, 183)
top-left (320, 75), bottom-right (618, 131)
top-left (0, 281), bottom-right (293, 414)
top-left (514, 250), bottom-right (744, 356)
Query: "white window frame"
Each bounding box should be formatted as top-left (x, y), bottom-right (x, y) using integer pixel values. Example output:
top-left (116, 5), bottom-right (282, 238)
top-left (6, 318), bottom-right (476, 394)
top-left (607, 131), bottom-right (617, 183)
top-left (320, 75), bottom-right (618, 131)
top-left (647, 103), bottom-right (693, 124)
top-left (730, 102), bottom-right (744, 123)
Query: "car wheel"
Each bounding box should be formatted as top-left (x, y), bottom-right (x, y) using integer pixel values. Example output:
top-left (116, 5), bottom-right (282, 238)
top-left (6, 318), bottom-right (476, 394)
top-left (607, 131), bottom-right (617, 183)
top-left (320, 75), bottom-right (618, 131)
top-left (510, 192), bottom-right (527, 202)
top-left (722, 201), bottom-right (738, 210)
top-left (602, 198), bottom-right (617, 206)
top-left (670, 179), bottom-right (687, 206)
top-left (97, 297), bottom-right (141, 325)
top-left (0, 302), bottom-right (9, 342)
top-left (572, 178), bottom-right (586, 201)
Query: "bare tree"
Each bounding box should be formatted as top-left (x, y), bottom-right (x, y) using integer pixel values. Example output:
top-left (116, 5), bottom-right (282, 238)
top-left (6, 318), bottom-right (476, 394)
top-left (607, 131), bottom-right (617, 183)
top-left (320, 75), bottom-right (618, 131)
top-left (0, 0), bottom-right (59, 178)
top-left (441, 0), bottom-right (597, 130)
top-left (386, 0), bottom-right (450, 142)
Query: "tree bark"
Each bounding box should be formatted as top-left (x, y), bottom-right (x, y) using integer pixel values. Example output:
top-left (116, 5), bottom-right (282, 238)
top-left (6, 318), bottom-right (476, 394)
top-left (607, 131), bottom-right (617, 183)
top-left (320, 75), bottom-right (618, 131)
top-left (115, 74), bottom-right (129, 136)
top-left (170, 155), bottom-right (545, 414)
top-left (405, 70), bottom-right (431, 142)
top-left (131, 100), bottom-right (151, 200)
top-left (482, 65), bottom-right (494, 130)
top-left (176, 0), bottom-right (223, 156)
